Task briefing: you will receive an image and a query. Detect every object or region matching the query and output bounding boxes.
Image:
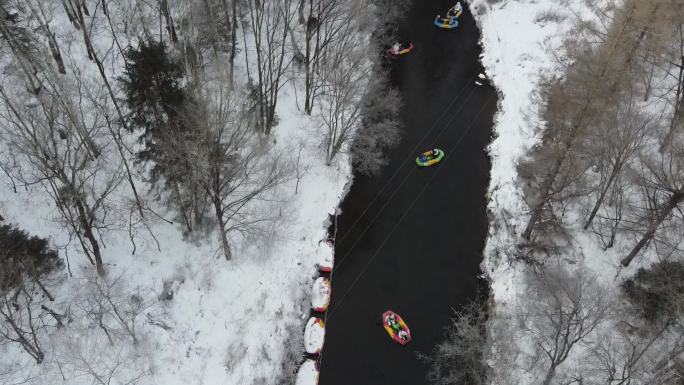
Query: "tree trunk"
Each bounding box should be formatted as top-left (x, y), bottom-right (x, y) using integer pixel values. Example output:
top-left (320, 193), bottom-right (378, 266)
top-left (304, 0), bottom-right (314, 114)
top-left (212, 198), bottom-right (232, 260)
top-left (621, 191), bottom-right (684, 266)
top-left (159, 0), bottom-right (178, 43)
top-left (229, 0), bottom-right (238, 86)
top-left (74, 196), bottom-right (105, 276)
top-left (173, 182), bottom-right (193, 234)
top-left (1, 299), bottom-right (44, 364)
top-left (584, 160), bottom-right (622, 229)
top-left (660, 54), bottom-right (684, 153)
top-left (73, 6), bottom-right (146, 222)
top-left (47, 32), bottom-right (66, 74)
top-left (542, 365), bottom-right (556, 385)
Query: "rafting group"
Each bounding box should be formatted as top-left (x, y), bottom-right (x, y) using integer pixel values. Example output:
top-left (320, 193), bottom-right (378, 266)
top-left (386, 2), bottom-right (464, 57)
top-left (387, 3), bottom-right (467, 168)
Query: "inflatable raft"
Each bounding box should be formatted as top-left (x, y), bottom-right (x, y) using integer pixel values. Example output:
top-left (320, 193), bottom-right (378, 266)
top-left (387, 42), bottom-right (414, 56)
top-left (295, 359), bottom-right (319, 385)
top-left (311, 277), bottom-right (331, 312)
top-left (447, 2), bottom-right (463, 18)
top-left (434, 15), bottom-right (458, 29)
top-left (382, 310), bottom-right (412, 345)
top-left (416, 149), bottom-right (445, 167)
top-left (316, 240), bottom-right (334, 273)
top-left (304, 317), bottom-right (325, 354)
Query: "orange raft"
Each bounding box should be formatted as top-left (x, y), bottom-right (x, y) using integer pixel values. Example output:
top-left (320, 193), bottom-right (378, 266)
top-left (382, 310), bottom-right (412, 345)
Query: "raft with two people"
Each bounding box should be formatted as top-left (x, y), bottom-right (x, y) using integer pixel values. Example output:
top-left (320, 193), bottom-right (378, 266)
top-left (416, 149), bottom-right (445, 167)
top-left (382, 310), bottom-right (412, 345)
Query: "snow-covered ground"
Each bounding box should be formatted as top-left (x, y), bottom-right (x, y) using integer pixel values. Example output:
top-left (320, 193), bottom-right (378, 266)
top-left (469, 0), bottom-right (597, 383)
top-left (0, 2), bottom-right (354, 385)
top-left (0, 84), bottom-right (350, 384)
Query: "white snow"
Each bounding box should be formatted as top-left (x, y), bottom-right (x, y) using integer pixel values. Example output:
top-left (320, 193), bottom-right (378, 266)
top-left (469, 0), bottom-right (597, 383)
top-left (295, 359), bottom-right (320, 385)
top-left (469, 0), bottom-right (584, 301)
top-left (0, 2), bottom-right (353, 385)
top-left (316, 240), bottom-right (335, 272)
top-left (304, 317), bottom-right (326, 354)
top-left (311, 277), bottom-right (332, 312)
top-left (468, 0), bottom-right (682, 383)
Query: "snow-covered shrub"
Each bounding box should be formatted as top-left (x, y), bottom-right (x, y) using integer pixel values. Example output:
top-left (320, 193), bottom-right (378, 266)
top-left (420, 300), bottom-right (489, 385)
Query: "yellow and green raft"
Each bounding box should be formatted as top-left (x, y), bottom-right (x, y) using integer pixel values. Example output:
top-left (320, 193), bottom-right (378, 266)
top-left (416, 149), bottom-right (445, 167)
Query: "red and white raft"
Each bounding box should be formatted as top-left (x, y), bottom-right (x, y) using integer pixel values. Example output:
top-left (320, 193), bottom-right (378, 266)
top-left (316, 240), bottom-right (334, 273)
top-left (295, 359), bottom-right (319, 385)
top-left (304, 317), bottom-right (325, 354)
top-left (311, 277), bottom-right (331, 312)
top-left (382, 310), bottom-right (412, 346)
top-left (387, 42), bottom-right (414, 56)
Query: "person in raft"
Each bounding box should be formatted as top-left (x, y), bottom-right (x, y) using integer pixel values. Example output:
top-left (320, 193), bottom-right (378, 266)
top-left (397, 329), bottom-right (409, 341)
top-left (391, 42), bottom-right (401, 54)
top-left (387, 314), bottom-right (402, 332)
top-left (419, 149), bottom-right (439, 162)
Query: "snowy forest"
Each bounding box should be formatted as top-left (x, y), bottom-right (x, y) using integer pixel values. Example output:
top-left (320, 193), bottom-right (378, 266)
top-left (6, 0), bottom-right (684, 384)
top-left (427, 0), bottom-right (684, 384)
top-left (0, 0), bottom-right (404, 383)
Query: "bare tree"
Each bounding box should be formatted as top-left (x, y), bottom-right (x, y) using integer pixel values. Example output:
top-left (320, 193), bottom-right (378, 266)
top-left (583, 87), bottom-right (650, 229)
top-left (0, 0), bottom-right (100, 159)
top-left (23, 0), bottom-right (66, 75)
top-left (522, 0), bottom-right (660, 240)
top-left (657, 8), bottom-right (684, 152)
top-left (77, 269), bottom-right (151, 345)
top-left (420, 300), bottom-right (489, 385)
top-left (350, 72), bottom-right (403, 176)
top-left (53, 329), bottom-right (151, 385)
top-left (316, 12), bottom-right (373, 165)
top-left (525, 263), bottom-right (610, 385)
top-left (246, 0), bottom-right (294, 135)
top-left (185, 89), bottom-right (291, 260)
top-left (50, 0), bottom-right (150, 224)
top-left (587, 324), bottom-right (667, 385)
top-left (0, 286), bottom-right (46, 364)
top-left (298, 0), bottom-right (365, 115)
top-left (588, 172), bottom-right (630, 250)
top-left (621, 140), bottom-right (684, 267)
top-left (0, 73), bottom-right (124, 276)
